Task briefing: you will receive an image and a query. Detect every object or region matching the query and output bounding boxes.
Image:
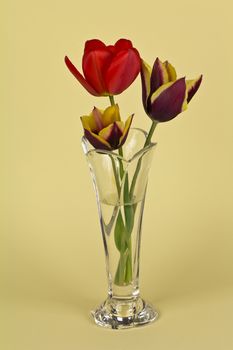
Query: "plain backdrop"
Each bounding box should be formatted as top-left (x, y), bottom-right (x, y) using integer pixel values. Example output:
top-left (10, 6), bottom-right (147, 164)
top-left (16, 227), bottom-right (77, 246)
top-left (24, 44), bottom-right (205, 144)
top-left (1, 0), bottom-right (233, 349)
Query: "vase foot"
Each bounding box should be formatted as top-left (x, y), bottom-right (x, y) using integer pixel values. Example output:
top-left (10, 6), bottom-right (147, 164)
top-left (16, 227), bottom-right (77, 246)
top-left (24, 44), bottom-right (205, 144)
top-left (91, 297), bottom-right (159, 329)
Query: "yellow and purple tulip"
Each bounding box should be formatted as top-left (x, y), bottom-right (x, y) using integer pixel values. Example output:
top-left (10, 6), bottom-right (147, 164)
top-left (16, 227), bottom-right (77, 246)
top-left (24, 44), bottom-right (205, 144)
top-left (81, 104), bottom-right (133, 150)
top-left (141, 58), bottom-right (203, 122)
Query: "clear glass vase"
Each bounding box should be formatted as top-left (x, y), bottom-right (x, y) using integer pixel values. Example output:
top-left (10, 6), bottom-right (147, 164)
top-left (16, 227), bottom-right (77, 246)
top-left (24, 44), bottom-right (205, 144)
top-left (82, 128), bottom-right (159, 329)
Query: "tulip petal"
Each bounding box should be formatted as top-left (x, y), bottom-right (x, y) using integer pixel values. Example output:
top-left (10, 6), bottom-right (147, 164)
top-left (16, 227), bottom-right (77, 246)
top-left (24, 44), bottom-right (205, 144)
top-left (84, 39), bottom-right (107, 54)
top-left (150, 78), bottom-right (187, 122)
top-left (164, 61), bottom-right (177, 81)
top-left (105, 49), bottom-right (141, 95)
top-left (99, 122), bottom-right (123, 149)
top-left (102, 104), bottom-right (121, 127)
top-left (64, 56), bottom-right (100, 96)
top-left (92, 107), bottom-right (104, 132)
top-left (186, 75), bottom-right (203, 103)
top-left (119, 114), bottom-right (134, 147)
top-left (140, 60), bottom-right (152, 111)
top-left (115, 121), bottom-right (125, 133)
top-left (106, 45), bottom-right (116, 54)
top-left (84, 129), bottom-right (111, 150)
top-left (82, 49), bottom-right (113, 95)
top-left (114, 39), bottom-right (133, 51)
top-left (80, 115), bottom-right (96, 132)
top-left (150, 58), bottom-right (169, 94)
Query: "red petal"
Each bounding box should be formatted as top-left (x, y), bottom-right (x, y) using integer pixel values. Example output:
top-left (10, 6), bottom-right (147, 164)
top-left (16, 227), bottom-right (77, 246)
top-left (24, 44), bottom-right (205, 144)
top-left (84, 39), bottom-right (106, 54)
top-left (105, 48), bottom-right (141, 95)
top-left (64, 56), bottom-right (99, 96)
top-left (82, 50), bottom-right (113, 95)
top-left (114, 39), bottom-right (133, 51)
top-left (106, 45), bottom-right (116, 54)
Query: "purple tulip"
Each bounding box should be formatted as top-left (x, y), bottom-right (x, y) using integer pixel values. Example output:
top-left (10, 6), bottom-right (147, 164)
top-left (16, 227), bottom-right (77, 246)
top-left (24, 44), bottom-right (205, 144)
top-left (141, 57), bottom-right (202, 122)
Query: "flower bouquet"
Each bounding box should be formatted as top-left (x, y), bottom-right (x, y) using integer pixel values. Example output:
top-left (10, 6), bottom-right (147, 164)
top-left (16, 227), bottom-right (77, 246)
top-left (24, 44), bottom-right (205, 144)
top-left (65, 39), bottom-right (202, 329)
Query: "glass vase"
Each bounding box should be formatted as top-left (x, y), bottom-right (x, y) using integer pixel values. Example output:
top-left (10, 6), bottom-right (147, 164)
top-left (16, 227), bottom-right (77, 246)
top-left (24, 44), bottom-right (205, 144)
top-left (82, 128), bottom-right (159, 329)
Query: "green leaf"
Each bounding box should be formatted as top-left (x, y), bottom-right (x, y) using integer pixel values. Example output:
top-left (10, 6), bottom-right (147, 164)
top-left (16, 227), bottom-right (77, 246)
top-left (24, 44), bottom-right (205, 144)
top-left (114, 211), bottom-right (127, 252)
top-left (124, 204), bottom-right (135, 235)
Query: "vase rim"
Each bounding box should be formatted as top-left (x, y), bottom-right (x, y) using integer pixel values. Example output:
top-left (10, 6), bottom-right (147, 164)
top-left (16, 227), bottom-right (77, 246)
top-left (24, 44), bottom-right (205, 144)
top-left (82, 127), bottom-right (157, 164)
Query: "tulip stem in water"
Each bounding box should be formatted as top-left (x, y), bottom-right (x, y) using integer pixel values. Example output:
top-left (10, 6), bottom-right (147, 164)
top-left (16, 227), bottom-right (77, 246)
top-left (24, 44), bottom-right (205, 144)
top-left (118, 147), bottom-right (124, 179)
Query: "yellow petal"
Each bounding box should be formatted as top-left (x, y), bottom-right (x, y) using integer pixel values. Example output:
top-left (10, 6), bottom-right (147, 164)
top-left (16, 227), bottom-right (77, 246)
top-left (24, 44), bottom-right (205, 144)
top-left (102, 104), bottom-right (121, 127)
top-left (141, 60), bottom-right (152, 109)
top-left (98, 123), bottom-right (115, 140)
top-left (80, 115), bottom-right (96, 131)
top-left (182, 87), bottom-right (188, 112)
top-left (81, 108), bottom-right (105, 132)
top-left (164, 61), bottom-right (177, 81)
top-left (115, 121), bottom-right (125, 133)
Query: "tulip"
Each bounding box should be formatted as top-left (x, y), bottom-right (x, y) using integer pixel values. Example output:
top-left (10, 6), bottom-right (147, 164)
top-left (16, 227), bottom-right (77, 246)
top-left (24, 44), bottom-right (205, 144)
top-left (65, 39), bottom-right (141, 97)
top-left (81, 104), bottom-right (133, 150)
top-left (141, 57), bottom-right (202, 122)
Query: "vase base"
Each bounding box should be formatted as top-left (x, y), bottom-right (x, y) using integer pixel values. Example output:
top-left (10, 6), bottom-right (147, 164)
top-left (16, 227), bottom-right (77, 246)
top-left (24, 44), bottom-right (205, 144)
top-left (91, 297), bottom-right (158, 329)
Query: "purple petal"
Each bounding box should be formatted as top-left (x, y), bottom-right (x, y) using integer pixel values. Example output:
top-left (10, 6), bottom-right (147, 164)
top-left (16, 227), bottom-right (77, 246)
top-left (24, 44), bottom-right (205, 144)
top-left (84, 129), bottom-right (111, 150)
top-left (187, 75), bottom-right (203, 103)
top-left (103, 122), bottom-right (123, 149)
top-left (92, 107), bottom-right (104, 132)
top-left (149, 78), bottom-right (186, 122)
top-left (119, 115), bottom-right (134, 147)
top-left (150, 58), bottom-right (168, 95)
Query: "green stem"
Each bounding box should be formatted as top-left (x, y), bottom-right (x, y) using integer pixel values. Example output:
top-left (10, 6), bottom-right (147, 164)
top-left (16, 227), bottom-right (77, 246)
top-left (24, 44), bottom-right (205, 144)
top-left (114, 237), bottom-right (132, 285)
top-left (144, 120), bottom-right (158, 147)
top-left (118, 147), bottom-right (124, 179)
top-left (109, 95), bottom-right (115, 106)
top-left (118, 147), bottom-right (123, 157)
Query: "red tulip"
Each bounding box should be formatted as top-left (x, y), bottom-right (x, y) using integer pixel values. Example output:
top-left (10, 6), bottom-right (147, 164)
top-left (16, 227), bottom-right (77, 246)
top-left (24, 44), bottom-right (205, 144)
top-left (65, 39), bottom-right (141, 96)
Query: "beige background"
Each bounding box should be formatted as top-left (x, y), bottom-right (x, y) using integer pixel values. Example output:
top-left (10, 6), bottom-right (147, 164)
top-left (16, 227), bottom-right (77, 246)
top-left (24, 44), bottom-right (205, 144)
top-left (1, 0), bottom-right (233, 349)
